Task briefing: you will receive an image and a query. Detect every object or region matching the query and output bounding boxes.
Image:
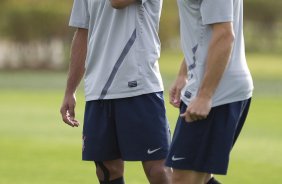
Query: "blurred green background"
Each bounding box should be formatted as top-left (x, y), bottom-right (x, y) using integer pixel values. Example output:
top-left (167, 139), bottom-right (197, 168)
top-left (0, 0), bottom-right (281, 184)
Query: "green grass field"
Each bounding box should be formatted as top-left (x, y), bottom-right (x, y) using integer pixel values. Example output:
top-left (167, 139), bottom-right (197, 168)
top-left (0, 52), bottom-right (282, 184)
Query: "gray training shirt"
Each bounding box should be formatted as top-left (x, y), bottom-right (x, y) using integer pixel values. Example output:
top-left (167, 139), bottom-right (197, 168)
top-left (69, 0), bottom-right (163, 101)
top-left (178, 0), bottom-right (254, 107)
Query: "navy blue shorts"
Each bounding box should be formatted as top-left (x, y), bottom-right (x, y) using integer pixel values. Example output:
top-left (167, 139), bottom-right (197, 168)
top-left (82, 92), bottom-right (171, 161)
top-left (165, 98), bottom-right (251, 175)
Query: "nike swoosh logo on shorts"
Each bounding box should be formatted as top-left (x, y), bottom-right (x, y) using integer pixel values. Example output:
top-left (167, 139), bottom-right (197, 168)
top-left (147, 147), bottom-right (162, 154)
top-left (172, 155), bottom-right (186, 161)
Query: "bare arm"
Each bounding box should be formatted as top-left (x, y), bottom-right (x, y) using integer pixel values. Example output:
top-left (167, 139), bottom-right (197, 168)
top-left (198, 22), bottom-right (234, 99)
top-left (169, 59), bottom-right (187, 108)
top-left (60, 28), bottom-right (88, 127)
top-left (181, 22), bottom-right (235, 122)
top-left (110, 0), bottom-right (138, 9)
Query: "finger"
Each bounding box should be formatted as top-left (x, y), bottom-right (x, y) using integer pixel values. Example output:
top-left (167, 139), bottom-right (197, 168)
top-left (64, 115), bottom-right (75, 127)
top-left (65, 120), bottom-right (75, 127)
top-left (60, 106), bottom-right (73, 126)
top-left (68, 105), bottom-right (75, 119)
top-left (63, 112), bottom-right (76, 127)
top-left (67, 114), bottom-right (79, 126)
top-left (68, 105), bottom-right (80, 127)
top-left (71, 119), bottom-right (80, 127)
top-left (190, 112), bottom-right (208, 122)
top-left (171, 102), bottom-right (180, 108)
top-left (197, 115), bottom-right (207, 120)
top-left (180, 111), bottom-right (187, 118)
top-left (169, 88), bottom-right (176, 104)
top-left (189, 113), bottom-right (198, 121)
top-left (186, 109), bottom-right (196, 120)
top-left (180, 112), bottom-right (192, 122)
top-left (66, 117), bottom-right (79, 127)
top-left (61, 103), bottom-right (80, 127)
top-left (174, 87), bottom-right (181, 105)
top-left (65, 113), bottom-right (75, 127)
top-left (169, 90), bottom-right (180, 108)
top-left (172, 98), bottom-right (181, 108)
top-left (185, 114), bottom-right (193, 122)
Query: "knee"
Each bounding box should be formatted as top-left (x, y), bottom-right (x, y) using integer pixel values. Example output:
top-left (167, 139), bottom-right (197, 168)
top-left (149, 165), bottom-right (168, 178)
top-left (172, 171), bottom-right (183, 183)
top-left (143, 160), bottom-right (171, 183)
top-left (95, 160), bottom-right (124, 181)
top-left (172, 170), bottom-right (207, 184)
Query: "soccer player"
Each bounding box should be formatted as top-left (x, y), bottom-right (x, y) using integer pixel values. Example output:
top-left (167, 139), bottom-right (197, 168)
top-left (60, 0), bottom-right (171, 184)
top-left (165, 0), bottom-right (254, 183)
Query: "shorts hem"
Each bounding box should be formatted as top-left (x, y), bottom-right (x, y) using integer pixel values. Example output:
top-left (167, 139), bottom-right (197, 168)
top-left (82, 155), bottom-right (121, 162)
top-left (165, 163), bottom-right (227, 175)
top-left (82, 155), bottom-right (168, 162)
top-left (123, 155), bottom-right (168, 162)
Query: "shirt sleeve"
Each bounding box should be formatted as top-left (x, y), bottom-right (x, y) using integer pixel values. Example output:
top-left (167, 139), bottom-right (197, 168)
top-left (200, 0), bottom-right (233, 25)
top-left (69, 0), bottom-right (90, 29)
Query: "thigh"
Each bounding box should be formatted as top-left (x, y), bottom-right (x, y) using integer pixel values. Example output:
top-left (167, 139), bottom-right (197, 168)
top-left (114, 92), bottom-right (171, 161)
top-left (233, 98), bottom-right (252, 145)
top-left (83, 100), bottom-right (121, 161)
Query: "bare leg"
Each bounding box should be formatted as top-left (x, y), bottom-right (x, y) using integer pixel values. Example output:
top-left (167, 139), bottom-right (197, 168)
top-left (172, 169), bottom-right (208, 184)
top-left (205, 174), bottom-right (213, 183)
top-left (95, 159), bottom-right (124, 182)
top-left (142, 159), bottom-right (172, 184)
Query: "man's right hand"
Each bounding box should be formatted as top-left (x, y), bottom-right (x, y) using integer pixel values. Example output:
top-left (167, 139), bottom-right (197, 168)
top-left (169, 76), bottom-right (187, 108)
top-left (59, 28), bottom-right (86, 128)
top-left (60, 93), bottom-right (80, 127)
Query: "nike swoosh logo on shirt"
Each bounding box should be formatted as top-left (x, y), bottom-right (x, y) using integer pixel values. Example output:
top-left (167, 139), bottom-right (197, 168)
top-left (172, 155), bottom-right (186, 161)
top-left (147, 147), bottom-right (162, 154)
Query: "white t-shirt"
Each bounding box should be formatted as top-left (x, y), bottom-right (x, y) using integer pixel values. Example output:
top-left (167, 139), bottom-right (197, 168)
top-left (69, 0), bottom-right (163, 101)
top-left (178, 0), bottom-right (254, 107)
